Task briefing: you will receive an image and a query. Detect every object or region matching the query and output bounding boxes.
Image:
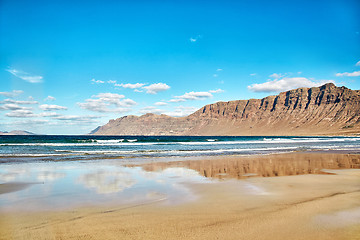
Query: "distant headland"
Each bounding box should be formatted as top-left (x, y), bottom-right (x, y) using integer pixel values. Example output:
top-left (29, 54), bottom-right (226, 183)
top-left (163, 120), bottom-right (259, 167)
top-left (0, 130), bottom-right (37, 135)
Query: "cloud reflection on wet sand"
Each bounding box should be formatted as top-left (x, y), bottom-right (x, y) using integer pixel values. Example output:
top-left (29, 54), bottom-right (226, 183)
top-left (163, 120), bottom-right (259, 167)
top-left (77, 170), bottom-right (136, 194)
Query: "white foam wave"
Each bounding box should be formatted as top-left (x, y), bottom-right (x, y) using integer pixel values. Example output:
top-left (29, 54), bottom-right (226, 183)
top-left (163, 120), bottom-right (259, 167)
top-left (178, 138), bottom-right (360, 145)
top-left (2, 144), bottom-right (360, 158)
top-left (164, 146), bottom-right (299, 155)
top-left (96, 139), bottom-right (124, 143)
top-left (0, 137), bottom-right (359, 147)
top-left (0, 142), bottom-right (160, 147)
top-left (0, 153), bottom-right (74, 157)
top-left (64, 150), bottom-right (137, 154)
top-left (56, 144), bottom-right (360, 156)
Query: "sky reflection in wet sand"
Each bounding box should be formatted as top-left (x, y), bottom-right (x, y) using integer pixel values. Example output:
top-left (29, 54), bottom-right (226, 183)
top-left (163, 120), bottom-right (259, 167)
top-left (0, 161), bottom-right (209, 212)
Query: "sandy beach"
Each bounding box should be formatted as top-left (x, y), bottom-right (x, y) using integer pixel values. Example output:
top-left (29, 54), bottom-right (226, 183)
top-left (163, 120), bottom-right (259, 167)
top-left (1, 152), bottom-right (360, 240)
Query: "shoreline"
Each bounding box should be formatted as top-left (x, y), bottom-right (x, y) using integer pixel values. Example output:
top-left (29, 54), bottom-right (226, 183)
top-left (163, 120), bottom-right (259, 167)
top-left (1, 148), bottom-right (360, 164)
top-left (1, 150), bottom-right (360, 195)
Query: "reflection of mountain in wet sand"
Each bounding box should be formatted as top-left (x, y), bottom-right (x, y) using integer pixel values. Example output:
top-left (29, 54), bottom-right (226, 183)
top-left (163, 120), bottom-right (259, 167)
top-left (140, 152), bottom-right (360, 179)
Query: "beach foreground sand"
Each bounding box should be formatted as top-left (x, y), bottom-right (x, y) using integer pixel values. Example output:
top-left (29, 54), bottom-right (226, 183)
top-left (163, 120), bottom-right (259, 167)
top-left (1, 152), bottom-right (360, 240)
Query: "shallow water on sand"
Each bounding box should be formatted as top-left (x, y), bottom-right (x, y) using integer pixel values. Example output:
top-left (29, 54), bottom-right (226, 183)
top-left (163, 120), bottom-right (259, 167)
top-left (1, 152), bottom-right (360, 212)
top-left (0, 160), bottom-right (210, 212)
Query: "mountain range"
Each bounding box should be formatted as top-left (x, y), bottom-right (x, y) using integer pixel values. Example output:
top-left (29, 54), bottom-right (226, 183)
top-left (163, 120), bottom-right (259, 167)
top-left (91, 83), bottom-right (360, 136)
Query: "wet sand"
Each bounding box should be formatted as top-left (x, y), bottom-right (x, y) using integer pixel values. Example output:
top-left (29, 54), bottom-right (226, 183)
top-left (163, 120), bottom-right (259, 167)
top-left (0, 182), bottom-right (35, 195)
top-left (1, 152), bottom-right (360, 240)
top-left (137, 151), bottom-right (360, 179)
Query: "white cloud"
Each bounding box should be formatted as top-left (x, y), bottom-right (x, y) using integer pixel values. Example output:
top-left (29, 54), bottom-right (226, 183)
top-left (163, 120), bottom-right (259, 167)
top-left (1, 99), bottom-right (38, 105)
top-left (6, 110), bottom-right (36, 118)
top-left (39, 104), bottom-right (68, 111)
top-left (1, 119), bottom-right (49, 126)
top-left (115, 83), bottom-right (145, 89)
top-left (78, 92), bottom-right (136, 113)
top-left (31, 114), bottom-right (100, 125)
top-left (138, 106), bottom-right (164, 115)
top-left (250, 73), bottom-right (257, 76)
top-left (173, 91), bottom-right (213, 101)
top-left (166, 106), bottom-right (198, 117)
top-left (0, 90), bottom-right (23, 98)
top-left (269, 73), bottom-right (285, 79)
top-left (169, 99), bottom-right (186, 103)
top-left (4, 107), bottom-right (96, 126)
top-left (213, 69), bottom-right (223, 77)
top-left (107, 80), bottom-right (116, 84)
top-left (189, 35), bottom-right (202, 43)
top-left (6, 68), bottom-right (43, 83)
top-left (94, 93), bottom-right (125, 103)
top-left (52, 115), bottom-right (100, 123)
top-left (78, 99), bottom-right (112, 112)
top-left (78, 100), bottom-right (132, 113)
top-left (154, 102), bottom-right (168, 106)
top-left (44, 96), bottom-right (56, 101)
top-left (170, 89), bottom-right (223, 102)
top-left (143, 83), bottom-right (170, 94)
top-left (335, 71), bottom-right (360, 77)
top-left (25, 119), bottom-right (49, 124)
top-left (0, 104), bottom-right (32, 111)
top-left (355, 61), bottom-right (360, 66)
top-left (112, 82), bottom-right (170, 94)
top-left (247, 77), bottom-right (335, 93)
top-left (91, 79), bottom-right (104, 84)
top-left (40, 112), bottom-right (61, 117)
top-left (121, 99), bottom-right (137, 106)
top-left (209, 89), bottom-right (224, 93)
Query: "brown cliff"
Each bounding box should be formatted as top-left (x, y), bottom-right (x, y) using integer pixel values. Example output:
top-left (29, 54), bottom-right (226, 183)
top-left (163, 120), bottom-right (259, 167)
top-left (92, 83), bottom-right (360, 136)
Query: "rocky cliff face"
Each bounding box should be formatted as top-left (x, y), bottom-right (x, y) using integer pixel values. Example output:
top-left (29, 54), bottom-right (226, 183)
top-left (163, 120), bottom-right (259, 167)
top-left (92, 83), bottom-right (360, 136)
top-left (92, 113), bottom-right (197, 135)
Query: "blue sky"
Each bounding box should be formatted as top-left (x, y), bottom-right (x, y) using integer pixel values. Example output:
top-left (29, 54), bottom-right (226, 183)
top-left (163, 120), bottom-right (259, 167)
top-left (0, 0), bottom-right (359, 134)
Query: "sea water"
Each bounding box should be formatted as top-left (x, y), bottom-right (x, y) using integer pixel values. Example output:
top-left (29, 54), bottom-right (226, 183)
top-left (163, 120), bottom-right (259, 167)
top-left (1, 135), bottom-right (360, 163)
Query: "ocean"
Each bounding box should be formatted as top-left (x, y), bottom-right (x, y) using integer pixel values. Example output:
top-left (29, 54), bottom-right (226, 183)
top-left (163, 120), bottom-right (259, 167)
top-left (1, 135), bottom-right (360, 163)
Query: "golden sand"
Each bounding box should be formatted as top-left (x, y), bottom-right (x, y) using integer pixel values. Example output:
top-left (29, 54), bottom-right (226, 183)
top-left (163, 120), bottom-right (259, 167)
top-left (1, 152), bottom-right (360, 240)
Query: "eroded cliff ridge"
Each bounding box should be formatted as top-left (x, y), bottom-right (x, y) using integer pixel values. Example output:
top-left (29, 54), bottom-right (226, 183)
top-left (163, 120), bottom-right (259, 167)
top-left (92, 83), bottom-right (360, 136)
